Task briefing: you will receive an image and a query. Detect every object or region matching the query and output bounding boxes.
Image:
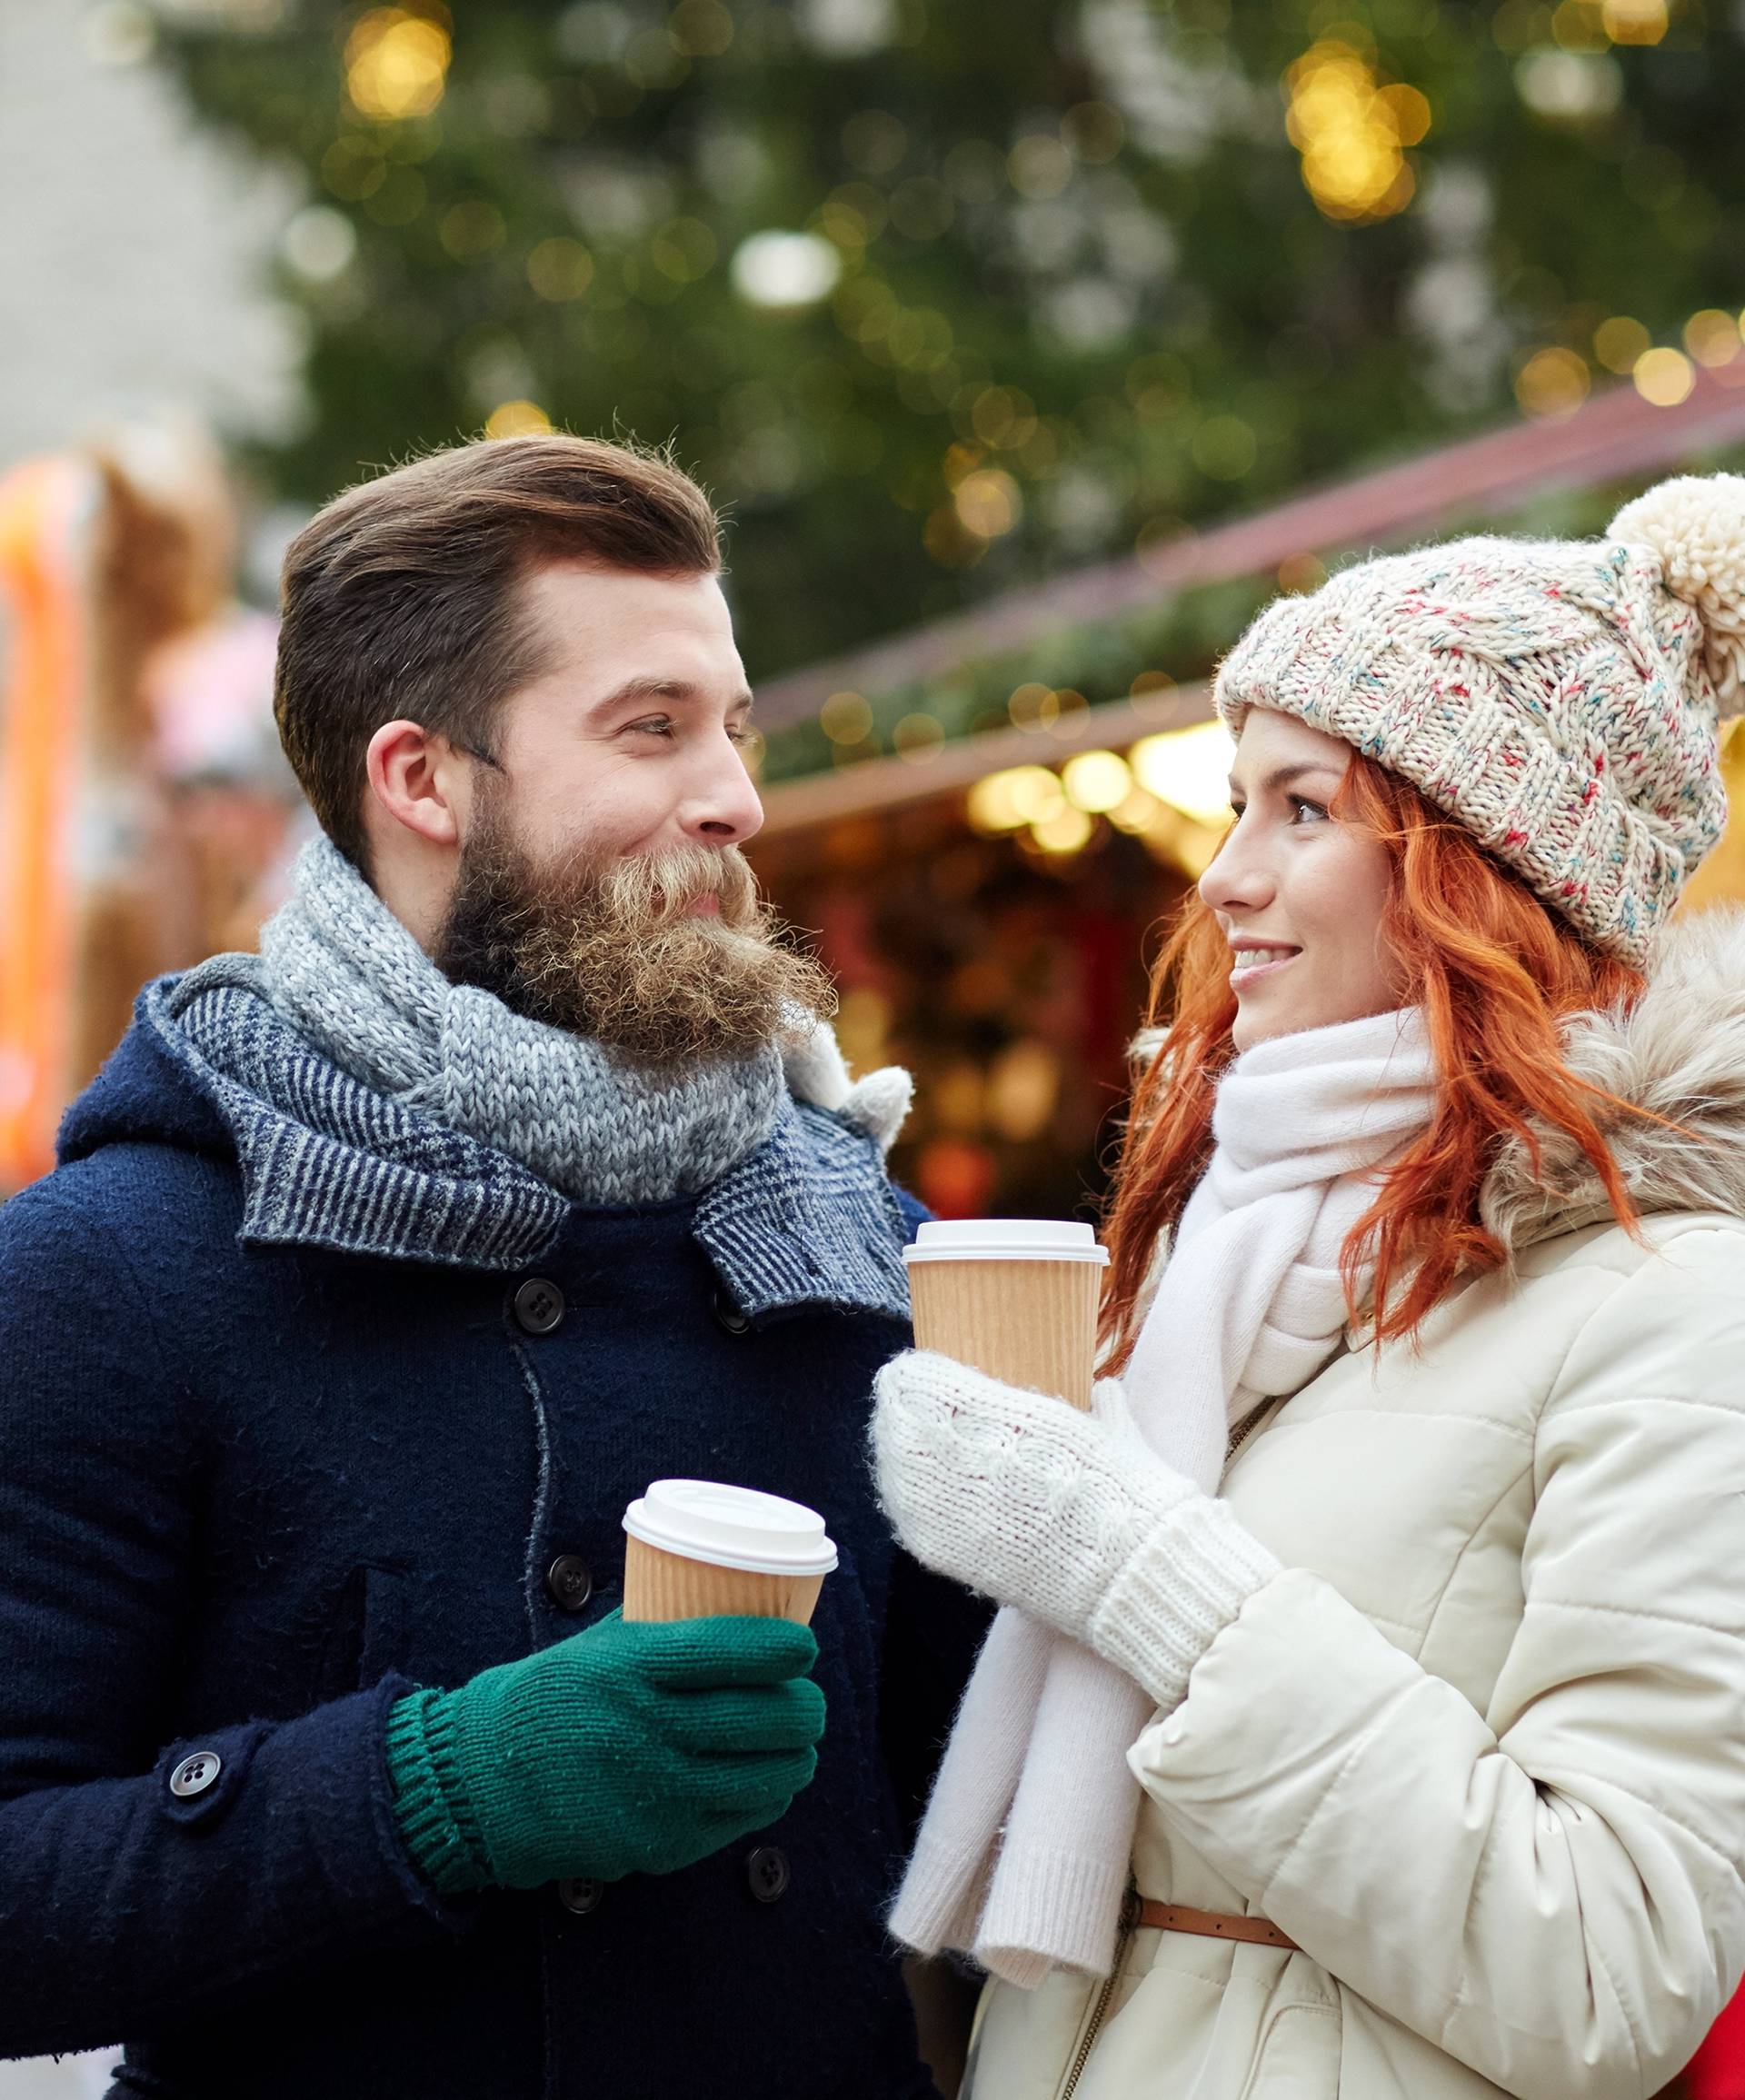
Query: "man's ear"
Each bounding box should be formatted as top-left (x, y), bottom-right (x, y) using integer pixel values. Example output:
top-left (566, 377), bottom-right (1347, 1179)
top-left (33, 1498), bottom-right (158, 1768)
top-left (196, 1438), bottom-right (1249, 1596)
top-left (364, 720), bottom-right (471, 850)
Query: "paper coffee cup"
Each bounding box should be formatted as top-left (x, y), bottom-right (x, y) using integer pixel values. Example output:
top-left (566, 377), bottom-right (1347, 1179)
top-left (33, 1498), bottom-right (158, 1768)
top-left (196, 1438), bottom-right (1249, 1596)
top-left (621, 1479), bottom-right (838, 1625)
top-left (902, 1218), bottom-right (1110, 1412)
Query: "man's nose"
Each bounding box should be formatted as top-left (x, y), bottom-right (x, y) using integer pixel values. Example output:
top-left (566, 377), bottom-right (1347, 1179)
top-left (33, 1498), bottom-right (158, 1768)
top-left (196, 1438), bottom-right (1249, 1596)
top-left (681, 734), bottom-right (764, 845)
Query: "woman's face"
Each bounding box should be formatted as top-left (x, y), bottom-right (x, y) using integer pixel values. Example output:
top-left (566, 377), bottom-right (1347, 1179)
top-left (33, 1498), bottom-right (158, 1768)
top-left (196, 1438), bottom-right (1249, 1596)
top-left (1199, 708), bottom-right (1406, 1051)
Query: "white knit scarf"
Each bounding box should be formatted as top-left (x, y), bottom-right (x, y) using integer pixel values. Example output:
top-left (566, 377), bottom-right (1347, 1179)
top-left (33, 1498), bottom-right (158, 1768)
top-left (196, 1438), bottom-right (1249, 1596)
top-left (890, 1007), bottom-right (1436, 1986)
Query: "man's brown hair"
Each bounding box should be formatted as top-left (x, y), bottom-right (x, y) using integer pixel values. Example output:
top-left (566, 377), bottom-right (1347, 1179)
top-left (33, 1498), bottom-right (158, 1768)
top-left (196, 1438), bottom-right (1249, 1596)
top-left (274, 434), bottom-right (722, 869)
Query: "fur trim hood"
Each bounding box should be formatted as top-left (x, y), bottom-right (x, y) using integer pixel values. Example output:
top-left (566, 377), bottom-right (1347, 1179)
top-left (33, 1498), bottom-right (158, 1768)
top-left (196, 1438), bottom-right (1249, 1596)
top-left (1481, 905), bottom-right (1745, 1251)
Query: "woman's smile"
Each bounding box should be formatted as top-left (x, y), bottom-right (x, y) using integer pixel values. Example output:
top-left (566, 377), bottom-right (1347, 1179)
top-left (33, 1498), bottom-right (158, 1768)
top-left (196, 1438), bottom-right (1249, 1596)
top-left (1227, 940), bottom-right (1301, 992)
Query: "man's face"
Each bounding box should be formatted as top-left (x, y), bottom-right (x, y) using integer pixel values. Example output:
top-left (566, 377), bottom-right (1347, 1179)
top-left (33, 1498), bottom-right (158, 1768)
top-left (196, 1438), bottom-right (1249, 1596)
top-left (482, 558), bottom-right (764, 870)
top-left (432, 559), bottom-right (832, 1062)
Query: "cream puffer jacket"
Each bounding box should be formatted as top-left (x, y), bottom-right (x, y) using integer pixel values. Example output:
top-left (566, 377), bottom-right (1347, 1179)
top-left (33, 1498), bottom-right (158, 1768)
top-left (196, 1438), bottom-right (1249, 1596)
top-left (962, 912), bottom-right (1745, 2100)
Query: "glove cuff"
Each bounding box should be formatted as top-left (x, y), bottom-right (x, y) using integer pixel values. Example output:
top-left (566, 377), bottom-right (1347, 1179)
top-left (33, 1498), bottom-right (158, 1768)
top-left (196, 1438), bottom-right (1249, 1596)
top-left (384, 1688), bottom-right (493, 1897)
top-left (1088, 1494), bottom-right (1281, 1715)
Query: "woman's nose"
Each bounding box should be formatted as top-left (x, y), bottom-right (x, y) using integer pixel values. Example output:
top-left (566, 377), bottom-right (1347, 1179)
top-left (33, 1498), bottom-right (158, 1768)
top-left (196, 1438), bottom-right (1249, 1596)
top-left (1198, 822), bottom-right (1271, 913)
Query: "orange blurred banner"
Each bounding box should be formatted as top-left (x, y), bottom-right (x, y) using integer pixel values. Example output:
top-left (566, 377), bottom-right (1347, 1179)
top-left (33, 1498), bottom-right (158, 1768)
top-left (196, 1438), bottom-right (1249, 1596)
top-left (0, 458), bottom-right (93, 1190)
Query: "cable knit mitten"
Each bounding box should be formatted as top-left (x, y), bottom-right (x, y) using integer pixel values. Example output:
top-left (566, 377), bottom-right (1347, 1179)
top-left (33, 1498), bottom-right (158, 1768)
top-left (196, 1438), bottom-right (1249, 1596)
top-left (872, 1351), bottom-right (1281, 1712)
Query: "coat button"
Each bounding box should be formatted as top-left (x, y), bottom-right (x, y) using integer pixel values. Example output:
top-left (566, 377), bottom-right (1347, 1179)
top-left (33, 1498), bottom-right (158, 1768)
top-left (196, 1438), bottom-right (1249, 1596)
top-left (513, 1279), bottom-right (565, 1336)
top-left (745, 1845), bottom-right (790, 1903)
top-left (556, 1877), bottom-right (603, 1916)
top-left (712, 1288), bottom-right (751, 1337)
top-left (169, 1751), bottom-right (223, 1798)
top-left (545, 1555), bottom-right (593, 1612)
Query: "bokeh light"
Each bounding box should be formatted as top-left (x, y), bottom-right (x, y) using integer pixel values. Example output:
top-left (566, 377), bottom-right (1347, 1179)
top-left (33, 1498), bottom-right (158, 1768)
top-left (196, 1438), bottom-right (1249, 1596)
top-left (1514, 346), bottom-right (1590, 420)
top-left (526, 237), bottom-right (594, 302)
top-left (1284, 41), bottom-right (1427, 224)
top-left (1061, 749), bottom-right (1132, 814)
top-left (281, 206), bottom-right (356, 282)
top-left (966, 765), bottom-right (1064, 831)
top-left (484, 399), bottom-right (553, 437)
top-left (1030, 804), bottom-right (1094, 855)
top-left (730, 231), bottom-right (843, 310)
top-left (952, 468), bottom-right (1022, 539)
top-left (1684, 310), bottom-right (1741, 370)
top-left (892, 712), bottom-right (945, 761)
top-left (345, 8), bottom-right (452, 124)
top-left (1593, 315), bottom-right (1650, 373)
top-left (820, 691), bottom-right (874, 744)
top-left (1633, 346), bottom-right (1695, 407)
top-left (1130, 722), bottom-right (1236, 825)
top-left (1601, 0), bottom-right (1669, 43)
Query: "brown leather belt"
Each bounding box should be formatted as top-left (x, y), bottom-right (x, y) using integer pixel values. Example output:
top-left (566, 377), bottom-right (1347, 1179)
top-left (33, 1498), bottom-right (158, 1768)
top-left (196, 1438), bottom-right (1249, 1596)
top-left (1134, 1899), bottom-right (1298, 1952)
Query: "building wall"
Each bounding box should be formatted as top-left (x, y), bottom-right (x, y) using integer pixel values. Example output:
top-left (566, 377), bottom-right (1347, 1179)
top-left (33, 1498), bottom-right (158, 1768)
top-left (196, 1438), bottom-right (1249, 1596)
top-left (0, 0), bottom-right (302, 477)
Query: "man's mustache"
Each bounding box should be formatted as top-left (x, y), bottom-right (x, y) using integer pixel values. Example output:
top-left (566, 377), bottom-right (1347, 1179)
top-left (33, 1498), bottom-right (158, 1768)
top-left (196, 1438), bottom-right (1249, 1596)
top-left (593, 843), bottom-right (759, 931)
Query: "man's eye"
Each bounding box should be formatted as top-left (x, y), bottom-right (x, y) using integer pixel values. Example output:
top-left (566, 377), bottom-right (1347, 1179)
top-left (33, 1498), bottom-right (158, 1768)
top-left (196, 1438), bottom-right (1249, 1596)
top-left (625, 717), bottom-right (676, 738)
top-left (727, 724), bottom-right (762, 751)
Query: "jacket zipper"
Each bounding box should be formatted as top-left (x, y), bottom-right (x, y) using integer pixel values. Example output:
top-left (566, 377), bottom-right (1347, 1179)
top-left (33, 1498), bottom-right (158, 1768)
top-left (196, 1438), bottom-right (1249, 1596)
top-left (1225, 1396), bottom-right (1275, 1460)
top-left (1054, 1888), bottom-right (1140, 2100)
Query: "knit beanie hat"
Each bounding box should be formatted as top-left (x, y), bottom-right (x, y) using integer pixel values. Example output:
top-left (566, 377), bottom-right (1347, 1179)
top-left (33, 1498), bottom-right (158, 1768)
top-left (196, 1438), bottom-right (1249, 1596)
top-left (1212, 473), bottom-right (1745, 965)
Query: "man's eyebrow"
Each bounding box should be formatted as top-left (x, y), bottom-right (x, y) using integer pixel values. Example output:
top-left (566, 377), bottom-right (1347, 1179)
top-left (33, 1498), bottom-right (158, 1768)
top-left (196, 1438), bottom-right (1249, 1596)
top-left (1228, 760), bottom-right (1344, 795)
top-left (588, 675), bottom-right (756, 717)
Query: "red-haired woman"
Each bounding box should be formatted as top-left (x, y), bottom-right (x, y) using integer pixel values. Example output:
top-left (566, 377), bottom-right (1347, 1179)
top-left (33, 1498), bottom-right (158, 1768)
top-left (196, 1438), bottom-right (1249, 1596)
top-left (872, 477), bottom-right (1745, 2100)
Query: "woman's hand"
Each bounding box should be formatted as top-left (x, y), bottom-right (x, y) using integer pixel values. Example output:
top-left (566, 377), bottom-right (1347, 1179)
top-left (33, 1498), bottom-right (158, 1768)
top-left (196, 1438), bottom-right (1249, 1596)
top-left (869, 1351), bottom-right (1201, 1647)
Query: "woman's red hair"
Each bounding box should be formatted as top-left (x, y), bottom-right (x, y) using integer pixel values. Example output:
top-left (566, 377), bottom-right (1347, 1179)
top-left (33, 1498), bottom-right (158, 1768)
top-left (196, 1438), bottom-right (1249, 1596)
top-left (1099, 754), bottom-right (1647, 1372)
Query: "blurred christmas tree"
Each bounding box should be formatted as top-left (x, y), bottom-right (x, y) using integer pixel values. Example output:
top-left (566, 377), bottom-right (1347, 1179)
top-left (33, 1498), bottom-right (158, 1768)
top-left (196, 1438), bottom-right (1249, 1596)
top-left (156, 0), bottom-right (1743, 689)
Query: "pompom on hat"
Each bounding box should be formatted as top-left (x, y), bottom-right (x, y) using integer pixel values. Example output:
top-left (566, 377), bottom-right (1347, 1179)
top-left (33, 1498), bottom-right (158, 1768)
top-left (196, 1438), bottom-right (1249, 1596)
top-left (1213, 472), bottom-right (1745, 965)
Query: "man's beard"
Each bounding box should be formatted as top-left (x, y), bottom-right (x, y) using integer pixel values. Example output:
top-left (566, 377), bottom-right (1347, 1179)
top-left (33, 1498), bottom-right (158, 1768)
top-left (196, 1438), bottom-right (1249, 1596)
top-left (432, 795), bottom-right (835, 1068)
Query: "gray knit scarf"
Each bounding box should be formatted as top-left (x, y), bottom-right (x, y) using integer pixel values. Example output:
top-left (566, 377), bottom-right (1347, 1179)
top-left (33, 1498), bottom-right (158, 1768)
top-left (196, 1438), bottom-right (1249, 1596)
top-left (257, 837), bottom-right (787, 1208)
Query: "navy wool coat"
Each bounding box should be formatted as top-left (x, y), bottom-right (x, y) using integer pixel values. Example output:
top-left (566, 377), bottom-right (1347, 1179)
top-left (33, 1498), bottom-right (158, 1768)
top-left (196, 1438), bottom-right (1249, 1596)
top-left (0, 969), bottom-right (987, 2099)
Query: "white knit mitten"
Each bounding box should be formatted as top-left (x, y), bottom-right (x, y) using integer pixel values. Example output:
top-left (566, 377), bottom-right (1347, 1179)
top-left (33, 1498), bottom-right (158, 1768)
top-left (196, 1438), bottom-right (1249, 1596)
top-left (872, 1352), bottom-right (1281, 1711)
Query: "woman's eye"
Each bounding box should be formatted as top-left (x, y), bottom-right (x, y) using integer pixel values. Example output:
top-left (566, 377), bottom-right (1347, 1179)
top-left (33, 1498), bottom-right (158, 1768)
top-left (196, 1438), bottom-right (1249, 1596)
top-left (1289, 794), bottom-right (1330, 823)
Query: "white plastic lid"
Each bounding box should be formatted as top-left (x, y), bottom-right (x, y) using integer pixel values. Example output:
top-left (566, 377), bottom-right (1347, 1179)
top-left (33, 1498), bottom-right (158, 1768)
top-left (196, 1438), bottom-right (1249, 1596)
top-left (622, 1479), bottom-right (839, 1577)
top-left (902, 1218), bottom-right (1110, 1266)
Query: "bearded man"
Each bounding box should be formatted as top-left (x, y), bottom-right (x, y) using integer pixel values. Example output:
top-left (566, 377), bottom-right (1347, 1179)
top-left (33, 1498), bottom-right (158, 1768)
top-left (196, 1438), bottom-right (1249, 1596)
top-left (0, 437), bottom-right (986, 2099)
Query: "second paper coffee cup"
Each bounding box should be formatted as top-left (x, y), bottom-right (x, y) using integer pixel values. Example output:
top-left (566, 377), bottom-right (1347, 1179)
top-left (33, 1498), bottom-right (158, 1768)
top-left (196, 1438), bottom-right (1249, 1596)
top-left (621, 1479), bottom-right (838, 1625)
top-left (902, 1218), bottom-right (1109, 1411)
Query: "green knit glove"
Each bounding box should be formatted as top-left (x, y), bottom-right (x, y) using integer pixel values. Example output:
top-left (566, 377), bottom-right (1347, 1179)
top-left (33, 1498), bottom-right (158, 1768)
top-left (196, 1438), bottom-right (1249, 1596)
top-left (384, 1611), bottom-right (825, 1896)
